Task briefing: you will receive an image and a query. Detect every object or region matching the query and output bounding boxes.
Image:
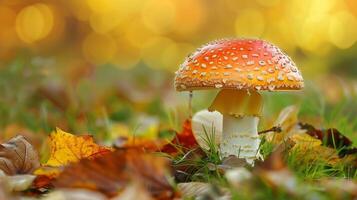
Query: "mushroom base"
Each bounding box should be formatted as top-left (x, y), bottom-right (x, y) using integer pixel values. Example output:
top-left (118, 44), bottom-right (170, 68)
top-left (220, 115), bottom-right (261, 164)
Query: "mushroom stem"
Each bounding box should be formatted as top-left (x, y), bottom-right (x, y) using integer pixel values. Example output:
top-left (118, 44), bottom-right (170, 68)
top-left (208, 89), bottom-right (263, 164)
top-left (221, 115), bottom-right (260, 164)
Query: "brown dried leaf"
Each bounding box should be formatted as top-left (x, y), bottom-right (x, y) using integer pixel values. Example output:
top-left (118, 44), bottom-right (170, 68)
top-left (0, 136), bottom-right (40, 175)
top-left (54, 149), bottom-right (177, 199)
top-left (299, 123), bottom-right (352, 149)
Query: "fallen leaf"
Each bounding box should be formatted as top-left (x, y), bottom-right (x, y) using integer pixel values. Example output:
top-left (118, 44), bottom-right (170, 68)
top-left (0, 136), bottom-right (40, 175)
top-left (162, 120), bottom-right (198, 154)
top-left (54, 149), bottom-right (177, 199)
top-left (114, 136), bottom-right (167, 152)
top-left (42, 188), bottom-right (107, 200)
top-left (254, 144), bottom-right (301, 196)
top-left (299, 123), bottom-right (353, 149)
top-left (33, 166), bottom-right (61, 189)
top-left (0, 170), bottom-right (36, 192)
top-left (290, 133), bottom-right (341, 165)
top-left (321, 179), bottom-right (357, 198)
top-left (178, 182), bottom-right (230, 200)
top-left (111, 182), bottom-right (153, 200)
top-left (225, 167), bottom-right (252, 187)
top-left (45, 128), bottom-right (113, 167)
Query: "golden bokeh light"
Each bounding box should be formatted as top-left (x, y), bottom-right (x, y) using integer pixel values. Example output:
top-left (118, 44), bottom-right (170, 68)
top-left (235, 9), bottom-right (265, 37)
top-left (329, 11), bottom-right (357, 49)
top-left (141, 37), bottom-right (176, 69)
top-left (256, 0), bottom-right (281, 7)
top-left (15, 3), bottom-right (54, 43)
top-left (172, 0), bottom-right (206, 35)
top-left (112, 37), bottom-right (141, 69)
top-left (142, 0), bottom-right (176, 34)
top-left (82, 33), bottom-right (117, 64)
top-left (0, 0), bottom-right (356, 73)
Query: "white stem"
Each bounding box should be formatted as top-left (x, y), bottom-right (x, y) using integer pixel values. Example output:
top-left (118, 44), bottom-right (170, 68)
top-left (220, 115), bottom-right (261, 164)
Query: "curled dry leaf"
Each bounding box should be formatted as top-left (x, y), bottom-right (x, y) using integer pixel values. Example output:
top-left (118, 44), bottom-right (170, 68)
top-left (54, 149), bottom-right (177, 199)
top-left (162, 119), bottom-right (198, 155)
top-left (0, 170), bottom-right (35, 192)
top-left (0, 136), bottom-right (40, 175)
top-left (45, 128), bottom-right (113, 167)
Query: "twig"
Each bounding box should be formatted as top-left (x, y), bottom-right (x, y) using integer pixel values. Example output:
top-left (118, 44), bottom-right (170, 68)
top-left (258, 126), bottom-right (282, 135)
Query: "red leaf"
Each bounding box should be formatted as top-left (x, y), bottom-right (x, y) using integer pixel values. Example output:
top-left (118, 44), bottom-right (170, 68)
top-left (161, 120), bottom-right (198, 154)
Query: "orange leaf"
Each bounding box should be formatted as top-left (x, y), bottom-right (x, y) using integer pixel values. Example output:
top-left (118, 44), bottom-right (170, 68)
top-left (45, 128), bottom-right (113, 167)
top-left (162, 119), bottom-right (198, 155)
top-left (114, 136), bottom-right (168, 152)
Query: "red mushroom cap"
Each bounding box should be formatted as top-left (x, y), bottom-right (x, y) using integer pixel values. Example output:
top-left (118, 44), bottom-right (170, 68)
top-left (174, 38), bottom-right (304, 91)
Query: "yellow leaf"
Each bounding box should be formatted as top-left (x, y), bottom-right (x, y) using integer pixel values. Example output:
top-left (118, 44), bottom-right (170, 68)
top-left (45, 128), bottom-right (113, 167)
top-left (291, 133), bottom-right (322, 148)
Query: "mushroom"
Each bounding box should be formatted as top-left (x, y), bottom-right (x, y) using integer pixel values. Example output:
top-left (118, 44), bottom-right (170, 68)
top-left (174, 39), bottom-right (304, 164)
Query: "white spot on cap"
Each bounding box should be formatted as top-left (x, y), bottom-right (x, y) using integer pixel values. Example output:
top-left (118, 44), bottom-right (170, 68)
top-left (267, 77), bottom-right (275, 83)
top-left (287, 75), bottom-right (294, 81)
top-left (215, 84), bottom-right (223, 88)
top-left (201, 64), bottom-right (207, 68)
top-left (232, 57), bottom-right (238, 61)
top-left (247, 74), bottom-right (254, 80)
top-left (223, 72), bottom-right (231, 76)
top-left (247, 61), bottom-right (255, 66)
top-left (235, 68), bottom-right (242, 72)
top-left (211, 66), bottom-right (218, 70)
top-left (225, 64), bottom-right (233, 69)
top-left (268, 85), bottom-right (275, 91)
top-left (257, 76), bottom-right (264, 81)
top-left (259, 61), bottom-right (266, 66)
top-left (242, 55), bottom-right (248, 59)
top-left (192, 70), bottom-right (198, 74)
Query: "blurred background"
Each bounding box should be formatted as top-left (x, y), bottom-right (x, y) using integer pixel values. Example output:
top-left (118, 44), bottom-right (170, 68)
top-left (1, 0), bottom-right (357, 144)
